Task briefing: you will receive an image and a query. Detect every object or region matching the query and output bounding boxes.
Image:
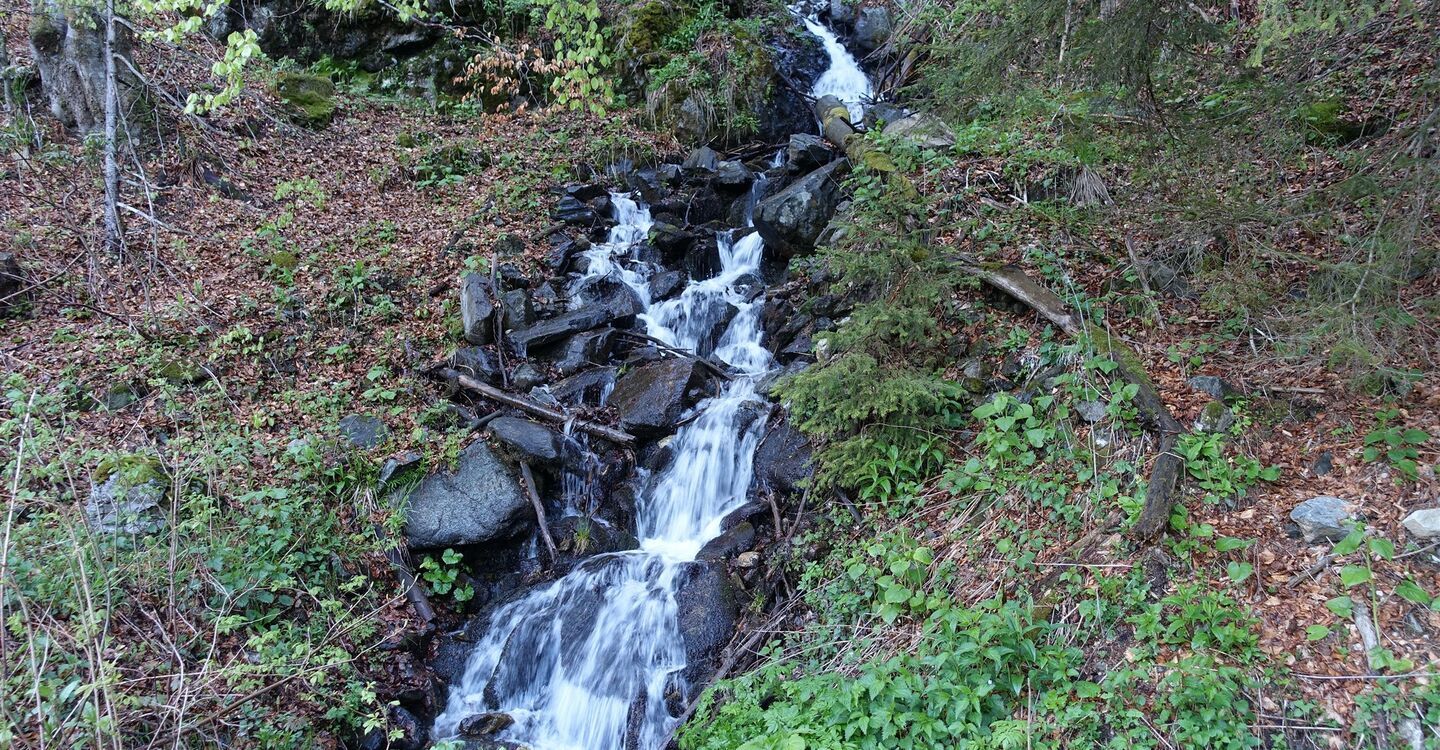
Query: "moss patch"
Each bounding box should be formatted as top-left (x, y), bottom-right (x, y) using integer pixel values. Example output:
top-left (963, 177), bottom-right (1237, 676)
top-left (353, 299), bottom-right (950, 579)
top-left (274, 71), bottom-right (337, 128)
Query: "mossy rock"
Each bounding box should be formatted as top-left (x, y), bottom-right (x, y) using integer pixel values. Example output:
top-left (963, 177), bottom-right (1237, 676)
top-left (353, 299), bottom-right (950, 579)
top-left (1298, 98), bottom-right (1387, 146)
top-left (619, 0), bottom-right (693, 58)
top-left (274, 71), bottom-right (337, 127)
top-left (95, 453), bottom-right (167, 488)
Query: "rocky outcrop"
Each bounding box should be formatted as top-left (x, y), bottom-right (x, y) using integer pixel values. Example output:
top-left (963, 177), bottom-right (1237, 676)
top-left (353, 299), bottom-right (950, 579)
top-left (675, 561), bottom-right (738, 685)
top-left (754, 159), bottom-right (849, 256)
top-left (752, 417), bottom-right (812, 494)
top-left (507, 287), bottom-right (644, 354)
top-left (401, 441), bottom-right (531, 549)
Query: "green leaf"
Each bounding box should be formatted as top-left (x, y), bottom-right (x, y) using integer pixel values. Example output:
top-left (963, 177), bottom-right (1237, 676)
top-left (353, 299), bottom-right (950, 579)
top-left (1367, 537), bottom-right (1396, 561)
top-left (1074, 681), bottom-right (1102, 699)
top-left (1025, 428), bottom-right (1047, 447)
top-left (1332, 528), bottom-right (1365, 556)
top-left (1259, 465), bottom-right (1281, 481)
top-left (884, 585), bottom-right (911, 604)
top-left (1395, 579), bottom-right (1433, 606)
top-left (1400, 428), bottom-right (1429, 444)
top-left (1216, 537), bottom-right (1253, 553)
top-left (1325, 596), bottom-right (1354, 618)
top-left (1226, 561), bottom-right (1253, 583)
top-left (1305, 624), bottom-right (1331, 640)
top-left (1339, 565), bottom-right (1371, 587)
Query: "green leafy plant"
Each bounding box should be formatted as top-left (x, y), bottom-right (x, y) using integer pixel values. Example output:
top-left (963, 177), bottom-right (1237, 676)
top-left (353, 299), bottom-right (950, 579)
top-left (1361, 409), bottom-right (1430, 482)
top-left (419, 548), bottom-right (474, 602)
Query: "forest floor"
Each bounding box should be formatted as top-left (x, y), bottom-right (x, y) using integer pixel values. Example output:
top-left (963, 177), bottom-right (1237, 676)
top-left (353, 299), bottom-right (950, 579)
top-left (4, 6), bottom-right (1440, 749)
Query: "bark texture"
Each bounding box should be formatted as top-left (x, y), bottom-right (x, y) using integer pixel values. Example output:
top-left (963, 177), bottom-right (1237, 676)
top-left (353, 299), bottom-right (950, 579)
top-left (28, 0), bottom-right (136, 133)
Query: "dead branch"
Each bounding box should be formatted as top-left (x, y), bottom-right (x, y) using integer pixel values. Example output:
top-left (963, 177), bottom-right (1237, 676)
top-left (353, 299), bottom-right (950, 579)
top-left (436, 368), bottom-right (635, 445)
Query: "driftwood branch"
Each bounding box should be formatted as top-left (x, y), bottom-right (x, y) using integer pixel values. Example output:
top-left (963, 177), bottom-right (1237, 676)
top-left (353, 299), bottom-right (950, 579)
top-left (519, 462), bottom-right (558, 563)
top-left (437, 368), bottom-right (635, 445)
top-left (614, 329), bottom-right (733, 381)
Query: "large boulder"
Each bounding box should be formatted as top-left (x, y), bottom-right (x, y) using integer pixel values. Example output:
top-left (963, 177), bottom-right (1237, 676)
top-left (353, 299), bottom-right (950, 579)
top-left (608, 357), bottom-right (712, 437)
top-left (273, 71), bottom-right (336, 127)
top-left (882, 112), bottom-right (957, 150)
top-left (752, 417), bottom-right (812, 494)
top-left (401, 441), bottom-right (531, 549)
top-left (786, 133), bottom-right (834, 172)
top-left (754, 159), bottom-right (849, 257)
top-left (675, 561), bottom-right (738, 686)
top-left (460, 272), bottom-right (496, 345)
top-left (507, 287), bottom-right (644, 354)
top-left (854, 6), bottom-right (893, 51)
top-left (487, 417), bottom-right (562, 466)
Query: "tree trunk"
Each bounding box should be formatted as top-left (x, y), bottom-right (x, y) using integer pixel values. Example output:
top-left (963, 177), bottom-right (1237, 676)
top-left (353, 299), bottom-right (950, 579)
top-left (27, 0), bottom-right (136, 134)
top-left (101, 0), bottom-right (123, 253)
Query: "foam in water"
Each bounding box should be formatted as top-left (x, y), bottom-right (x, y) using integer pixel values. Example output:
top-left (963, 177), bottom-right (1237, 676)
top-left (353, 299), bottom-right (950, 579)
top-left (800, 13), bottom-right (872, 122)
top-left (434, 180), bottom-right (775, 749)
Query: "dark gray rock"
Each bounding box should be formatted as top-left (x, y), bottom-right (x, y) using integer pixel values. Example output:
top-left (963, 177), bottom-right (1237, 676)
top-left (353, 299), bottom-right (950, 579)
top-left (754, 159), bottom-right (849, 256)
top-left (530, 282), bottom-right (562, 318)
top-left (1290, 496), bottom-right (1356, 543)
top-left (649, 270), bottom-right (685, 301)
top-left (698, 521), bottom-right (756, 562)
top-left (1189, 375), bottom-right (1242, 400)
top-left (508, 287), bottom-right (643, 354)
top-left (458, 712), bottom-right (514, 738)
top-left (448, 346), bottom-right (504, 384)
top-left (675, 561), bottom-right (738, 685)
top-left (854, 6), bottom-right (892, 50)
top-left (550, 367), bottom-right (618, 407)
top-left (830, 0), bottom-right (856, 24)
top-left (339, 414), bottom-right (387, 448)
top-left (1311, 451), bottom-right (1333, 476)
top-left (608, 357), bottom-right (712, 437)
top-left (863, 101), bottom-right (909, 129)
top-left (543, 328), bottom-right (616, 376)
top-left (460, 272), bottom-right (496, 345)
top-left (1076, 400), bottom-right (1107, 423)
top-left (752, 417), bottom-right (812, 494)
top-left (786, 133), bottom-right (833, 172)
top-left (550, 196), bottom-right (599, 225)
top-left (649, 222), bottom-right (698, 256)
top-left (487, 417), bottom-right (562, 465)
top-left (561, 182), bottom-right (608, 202)
top-left (0, 253), bottom-right (24, 315)
top-left (401, 441), bottom-right (531, 549)
top-left (510, 362), bottom-right (546, 391)
top-left (500, 288), bottom-right (534, 329)
top-left (683, 146), bottom-right (720, 172)
top-left (714, 160), bottom-right (754, 189)
top-left (388, 706), bottom-right (425, 750)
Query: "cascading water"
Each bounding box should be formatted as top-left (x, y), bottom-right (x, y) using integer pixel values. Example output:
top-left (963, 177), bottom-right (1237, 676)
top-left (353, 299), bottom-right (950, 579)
top-left (798, 11), bottom-right (872, 122)
top-left (434, 182), bottom-right (774, 749)
top-left (435, 17), bottom-right (870, 748)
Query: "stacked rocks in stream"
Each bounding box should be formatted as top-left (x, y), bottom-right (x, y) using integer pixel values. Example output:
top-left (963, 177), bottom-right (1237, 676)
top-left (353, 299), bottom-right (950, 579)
top-left (384, 142), bottom-right (881, 740)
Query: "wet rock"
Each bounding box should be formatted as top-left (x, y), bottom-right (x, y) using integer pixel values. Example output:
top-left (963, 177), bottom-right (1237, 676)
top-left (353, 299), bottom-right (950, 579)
top-left (754, 159), bottom-right (849, 257)
top-left (683, 146), bottom-right (720, 172)
top-left (552, 516), bottom-right (638, 559)
top-left (544, 237), bottom-right (588, 274)
top-left (530, 282), bottom-right (562, 318)
top-left (714, 160), bottom-right (754, 190)
top-left (698, 521), bottom-right (756, 562)
top-left (510, 362), bottom-right (546, 392)
top-left (487, 417), bottom-right (562, 466)
top-left (458, 712), bottom-right (515, 738)
top-left (1290, 496), bottom-right (1357, 544)
top-left (551, 196), bottom-right (599, 226)
top-left (650, 221), bottom-right (698, 256)
top-left (448, 346), bottom-right (504, 384)
top-left (500, 288), bottom-right (534, 329)
top-left (388, 706), bottom-right (425, 750)
top-left (675, 561), bottom-right (738, 685)
top-left (864, 101), bottom-right (909, 129)
top-left (401, 441), bottom-right (531, 549)
top-left (678, 235), bottom-right (723, 280)
top-left (1402, 508), bottom-right (1440, 539)
top-left (608, 357), bottom-right (712, 437)
top-left (627, 169), bottom-right (667, 203)
top-left (649, 270), bottom-right (685, 301)
top-left (562, 182), bottom-right (608, 202)
top-left (735, 551), bottom-right (761, 569)
top-left (508, 288), bottom-right (644, 354)
top-left (549, 367), bottom-right (618, 407)
top-left (339, 414), bottom-right (387, 448)
top-left (882, 112), bottom-right (957, 150)
top-left (786, 133), bottom-right (833, 172)
top-left (854, 6), bottom-right (893, 50)
top-left (1189, 375), bottom-right (1242, 400)
top-left (460, 272), bottom-right (496, 345)
top-left (829, 0), bottom-right (855, 24)
top-left (1195, 401), bottom-right (1236, 434)
top-left (752, 417), bottom-right (812, 494)
top-left (543, 327), bottom-right (616, 377)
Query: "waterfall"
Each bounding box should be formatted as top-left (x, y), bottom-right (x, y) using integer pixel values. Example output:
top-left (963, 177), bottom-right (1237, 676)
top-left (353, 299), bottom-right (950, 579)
top-left (434, 179), bottom-right (774, 749)
top-left (800, 13), bottom-right (872, 122)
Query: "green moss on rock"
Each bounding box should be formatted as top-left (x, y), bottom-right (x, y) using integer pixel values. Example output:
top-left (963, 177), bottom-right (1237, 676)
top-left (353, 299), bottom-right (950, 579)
top-left (274, 71), bottom-right (337, 128)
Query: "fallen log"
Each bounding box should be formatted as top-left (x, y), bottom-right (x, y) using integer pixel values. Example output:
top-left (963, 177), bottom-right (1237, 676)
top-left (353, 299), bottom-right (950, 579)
top-left (435, 368), bottom-right (636, 446)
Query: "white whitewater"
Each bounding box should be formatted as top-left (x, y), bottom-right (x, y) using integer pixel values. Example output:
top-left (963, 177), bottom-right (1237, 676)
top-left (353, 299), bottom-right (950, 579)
top-left (434, 182), bottom-right (774, 749)
top-left (800, 13), bottom-right (872, 122)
